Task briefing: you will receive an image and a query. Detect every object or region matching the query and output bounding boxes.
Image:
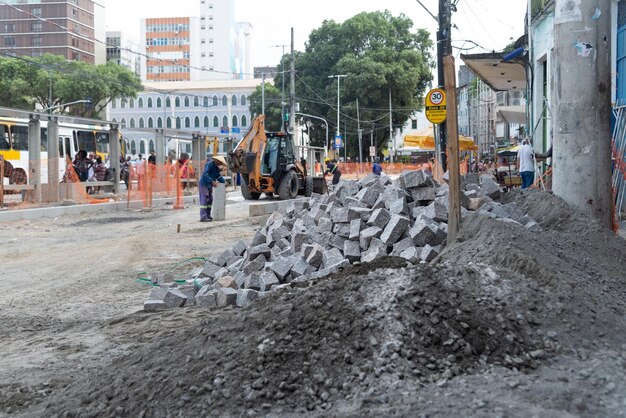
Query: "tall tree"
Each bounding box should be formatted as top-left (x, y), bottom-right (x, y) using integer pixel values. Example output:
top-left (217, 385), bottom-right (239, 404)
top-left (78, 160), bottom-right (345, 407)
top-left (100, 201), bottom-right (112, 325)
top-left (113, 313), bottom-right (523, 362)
top-left (283, 10), bottom-right (434, 156)
top-left (248, 82), bottom-right (283, 131)
top-left (0, 54), bottom-right (142, 118)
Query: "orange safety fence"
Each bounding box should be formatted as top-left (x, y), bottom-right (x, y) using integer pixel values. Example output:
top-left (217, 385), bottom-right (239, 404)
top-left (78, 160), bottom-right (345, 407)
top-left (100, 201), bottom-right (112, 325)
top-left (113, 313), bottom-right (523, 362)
top-left (330, 160), bottom-right (453, 183)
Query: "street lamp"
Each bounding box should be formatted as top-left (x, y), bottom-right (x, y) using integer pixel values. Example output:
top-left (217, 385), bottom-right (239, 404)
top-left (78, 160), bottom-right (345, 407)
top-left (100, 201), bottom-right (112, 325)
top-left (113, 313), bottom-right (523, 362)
top-left (41, 99), bottom-right (91, 114)
top-left (328, 74), bottom-right (347, 151)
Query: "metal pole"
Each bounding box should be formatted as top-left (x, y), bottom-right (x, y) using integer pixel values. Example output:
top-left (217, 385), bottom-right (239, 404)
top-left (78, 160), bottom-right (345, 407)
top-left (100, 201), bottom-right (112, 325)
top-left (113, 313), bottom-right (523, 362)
top-left (389, 88), bottom-right (394, 163)
top-left (290, 28), bottom-right (296, 136)
top-left (357, 98), bottom-right (363, 164)
top-left (47, 117), bottom-right (59, 203)
top-left (109, 125), bottom-right (121, 194)
top-left (28, 115), bottom-right (42, 204)
top-left (261, 72), bottom-right (265, 115)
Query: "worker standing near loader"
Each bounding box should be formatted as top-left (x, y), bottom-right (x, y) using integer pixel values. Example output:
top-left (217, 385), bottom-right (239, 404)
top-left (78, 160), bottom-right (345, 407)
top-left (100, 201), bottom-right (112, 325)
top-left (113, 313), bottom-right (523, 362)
top-left (199, 156), bottom-right (226, 222)
top-left (324, 157), bottom-right (342, 185)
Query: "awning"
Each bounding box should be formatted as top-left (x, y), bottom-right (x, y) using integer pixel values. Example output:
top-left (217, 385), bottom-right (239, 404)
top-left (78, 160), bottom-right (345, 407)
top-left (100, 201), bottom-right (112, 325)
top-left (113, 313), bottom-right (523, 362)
top-left (404, 126), bottom-right (478, 151)
top-left (498, 105), bottom-right (527, 124)
top-left (460, 53), bottom-right (526, 92)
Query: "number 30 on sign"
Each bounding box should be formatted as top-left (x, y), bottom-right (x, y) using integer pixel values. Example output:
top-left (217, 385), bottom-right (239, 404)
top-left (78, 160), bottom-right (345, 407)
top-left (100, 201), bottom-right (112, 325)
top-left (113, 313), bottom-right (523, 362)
top-left (425, 88), bottom-right (447, 124)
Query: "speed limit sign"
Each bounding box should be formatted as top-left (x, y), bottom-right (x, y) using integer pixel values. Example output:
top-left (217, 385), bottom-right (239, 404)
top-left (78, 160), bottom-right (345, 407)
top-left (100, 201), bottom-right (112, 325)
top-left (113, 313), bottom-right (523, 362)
top-left (425, 88), bottom-right (447, 124)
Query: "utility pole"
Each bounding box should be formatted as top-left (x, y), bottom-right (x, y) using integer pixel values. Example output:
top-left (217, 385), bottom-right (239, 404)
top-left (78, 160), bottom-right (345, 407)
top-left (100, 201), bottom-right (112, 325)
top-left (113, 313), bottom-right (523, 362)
top-left (389, 88), bottom-right (394, 163)
top-left (551, 0), bottom-right (612, 227)
top-left (371, 124), bottom-right (374, 161)
top-left (437, 0), bottom-right (452, 171)
top-left (271, 43), bottom-right (288, 131)
top-left (328, 74), bottom-right (347, 151)
top-left (289, 28), bottom-right (296, 135)
top-left (261, 72), bottom-right (265, 115)
top-left (357, 98), bottom-right (363, 164)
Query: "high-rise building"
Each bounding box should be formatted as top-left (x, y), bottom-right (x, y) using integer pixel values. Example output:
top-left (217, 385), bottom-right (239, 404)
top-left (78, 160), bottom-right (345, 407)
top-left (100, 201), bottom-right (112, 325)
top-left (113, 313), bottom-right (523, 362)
top-left (141, 0), bottom-right (252, 82)
top-left (0, 0), bottom-right (106, 64)
top-left (106, 31), bottom-right (141, 76)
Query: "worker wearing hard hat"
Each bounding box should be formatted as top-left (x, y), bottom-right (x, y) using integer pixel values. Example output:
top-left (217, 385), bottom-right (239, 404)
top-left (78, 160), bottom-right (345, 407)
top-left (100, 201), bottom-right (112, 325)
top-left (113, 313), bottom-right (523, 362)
top-left (198, 155), bottom-right (227, 222)
top-left (324, 157), bottom-right (342, 185)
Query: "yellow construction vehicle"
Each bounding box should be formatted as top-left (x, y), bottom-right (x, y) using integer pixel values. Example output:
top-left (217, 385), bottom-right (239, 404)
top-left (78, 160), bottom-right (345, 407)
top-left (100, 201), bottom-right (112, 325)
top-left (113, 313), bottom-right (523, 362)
top-left (229, 115), bottom-right (313, 200)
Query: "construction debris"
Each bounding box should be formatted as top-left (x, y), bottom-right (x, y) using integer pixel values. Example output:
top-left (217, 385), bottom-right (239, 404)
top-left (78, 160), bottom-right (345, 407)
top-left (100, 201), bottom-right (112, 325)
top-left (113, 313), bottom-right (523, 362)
top-left (144, 171), bottom-right (540, 311)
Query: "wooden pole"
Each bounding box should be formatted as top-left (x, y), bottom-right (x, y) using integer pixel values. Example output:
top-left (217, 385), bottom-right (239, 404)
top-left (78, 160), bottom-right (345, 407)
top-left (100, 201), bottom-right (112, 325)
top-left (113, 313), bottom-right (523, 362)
top-left (444, 55), bottom-right (461, 244)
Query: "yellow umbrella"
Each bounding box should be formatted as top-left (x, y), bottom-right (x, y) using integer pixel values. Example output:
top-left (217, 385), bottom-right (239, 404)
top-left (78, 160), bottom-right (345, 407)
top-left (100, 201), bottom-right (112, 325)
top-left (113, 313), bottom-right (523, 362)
top-left (404, 126), bottom-right (478, 151)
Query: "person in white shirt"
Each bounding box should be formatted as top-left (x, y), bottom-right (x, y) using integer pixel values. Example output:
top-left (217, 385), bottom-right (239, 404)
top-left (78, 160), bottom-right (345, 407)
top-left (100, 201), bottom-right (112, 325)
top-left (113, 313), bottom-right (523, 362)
top-left (517, 138), bottom-right (535, 189)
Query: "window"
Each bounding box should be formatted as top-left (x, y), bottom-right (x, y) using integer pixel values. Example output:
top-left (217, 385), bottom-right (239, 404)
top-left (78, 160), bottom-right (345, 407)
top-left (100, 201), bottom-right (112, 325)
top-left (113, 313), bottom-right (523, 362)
top-left (4, 24), bottom-right (15, 33)
top-left (222, 115), bottom-right (228, 128)
top-left (148, 97), bottom-right (153, 108)
top-left (209, 39), bottom-right (213, 44)
top-left (4, 37), bottom-right (15, 47)
top-left (203, 96), bottom-right (209, 107)
top-left (121, 118), bottom-right (127, 128)
top-left (213, 116), bottom-right (219, 127)
top-left (111, 99), bottom-right (117, 109)
top-left (213, 95), bottom-right (218, 106)
top-left (176, 117), bottom-right (181, 129)
top-left (31, 22), bottom-right (42, 32)
top-left (129, 99), bottom-right (134, 108)
top-left (241, 95), bottom-right (247, 106)
top-left (138, 98), bottom-right (144, 108)
top-left (129, 118), bottom-right (136, 128)
top-left (204, 116), bottom-right (209, 128)
top-left (411, 119), bottom-right (417, 129)
top-left (33, 8), bottom-right (41, 17)
top-left (148, 117), bottom-right (154, 128)
top-left (149, 140), bottom-right (155, 153)
top-left (166, 117), bottom-right (172, 128)
top-left (121, 99), bottom-right (126, 109)
top-left (184, 97), bottom-right (190, 107)
top-left (201, 52), bottom-right (206, 58)
top-left (241, 115), bottom-right (247, 127)
top-left (232, 95), bottom-right (238, 106)
top-left (201, 39), bottom-right (206, 44)
top-left (222, 95), bottom-right (227, 106)
top-left (140, 141), bottom-right (146, 154)
top-left (166, 97), bottom-right (171, 107)
top-left (194, 116), bottom-right (200, 128)
top-left (209, 52), bottom-right (214, 57)
top-left (156, 97), bottom-right (161, 108)
top-left (194, 97), bottom-right (199, 107)
top-left (139, 118), bottom-right (145, 128)
top-left (157, 117), bottom-right (163, 128)
top-left (130, 140), bottom-right (136, 155)
top-left (232, 115), bottom-right (238, 127)
top-left (184, 117), bottom-right (190, 128)
top-left (175, 97), bottom-right (181, 107)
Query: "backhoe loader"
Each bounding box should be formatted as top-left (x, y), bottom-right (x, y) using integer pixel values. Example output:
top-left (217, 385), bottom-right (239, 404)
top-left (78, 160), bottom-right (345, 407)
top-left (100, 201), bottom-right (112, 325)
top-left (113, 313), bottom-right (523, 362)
top-left (229, 115), bottom-right (313, 200)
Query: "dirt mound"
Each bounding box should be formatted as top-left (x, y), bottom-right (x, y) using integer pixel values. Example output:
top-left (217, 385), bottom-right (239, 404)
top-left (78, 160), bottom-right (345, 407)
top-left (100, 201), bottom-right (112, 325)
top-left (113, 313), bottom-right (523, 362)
top-left (34, 190), bottom-right (626, 417)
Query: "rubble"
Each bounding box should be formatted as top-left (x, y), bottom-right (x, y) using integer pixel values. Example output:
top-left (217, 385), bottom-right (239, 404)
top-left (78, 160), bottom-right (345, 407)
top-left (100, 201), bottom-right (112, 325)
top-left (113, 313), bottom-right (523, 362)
top-left (144, 170), bottom-right (541, 311)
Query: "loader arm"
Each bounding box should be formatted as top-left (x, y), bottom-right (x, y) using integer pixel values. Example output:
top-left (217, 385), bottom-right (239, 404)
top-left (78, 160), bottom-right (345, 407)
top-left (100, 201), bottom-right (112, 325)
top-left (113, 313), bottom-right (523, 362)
top-left (230, 115), bottom-right (267, 189)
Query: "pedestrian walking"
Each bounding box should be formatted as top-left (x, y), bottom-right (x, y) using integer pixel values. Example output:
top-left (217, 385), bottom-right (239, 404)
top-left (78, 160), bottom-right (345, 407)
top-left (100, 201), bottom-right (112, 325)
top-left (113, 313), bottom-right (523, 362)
top-left (198, 156), bottom-right (226, 222)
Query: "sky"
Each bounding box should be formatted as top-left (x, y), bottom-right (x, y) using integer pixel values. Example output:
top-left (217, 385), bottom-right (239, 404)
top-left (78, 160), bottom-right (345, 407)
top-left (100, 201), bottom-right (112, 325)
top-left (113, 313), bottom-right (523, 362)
top-left (105, 0), bottom-right (527, 68)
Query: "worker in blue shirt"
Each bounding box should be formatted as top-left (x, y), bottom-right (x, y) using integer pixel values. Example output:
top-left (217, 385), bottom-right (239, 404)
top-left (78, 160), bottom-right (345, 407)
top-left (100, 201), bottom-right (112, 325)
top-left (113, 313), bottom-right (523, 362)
top-left (372, 158), bottom-right (383, 176)
top-left (199, 155), bottom-right (226, 222)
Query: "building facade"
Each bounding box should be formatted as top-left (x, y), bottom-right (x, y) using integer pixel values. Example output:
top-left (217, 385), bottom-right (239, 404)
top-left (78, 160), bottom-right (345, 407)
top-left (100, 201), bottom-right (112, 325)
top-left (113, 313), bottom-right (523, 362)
top-left (0, 0), bottom-right (105, 64)
top-left (108, 78), bottom-right (262, 156)
top-left (106, 31), bottom-right (141, 76)
top-left (141, 0), bottom-right (253, 83)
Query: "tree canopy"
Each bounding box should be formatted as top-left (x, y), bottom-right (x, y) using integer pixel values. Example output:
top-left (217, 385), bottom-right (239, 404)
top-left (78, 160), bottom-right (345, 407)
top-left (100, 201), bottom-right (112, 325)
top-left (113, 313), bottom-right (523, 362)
top-left (248, 82), bottom-right (284, 131)
top-left (0, 54), bottom-right (142, 118)
top-left (269, 10), bottom-right (434, 157)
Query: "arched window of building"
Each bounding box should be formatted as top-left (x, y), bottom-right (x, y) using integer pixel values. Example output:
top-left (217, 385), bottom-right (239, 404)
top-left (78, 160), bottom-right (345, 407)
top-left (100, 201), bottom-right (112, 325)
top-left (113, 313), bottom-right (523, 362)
top-left (232, 115), bottom-right (238, 127)
top-left (184, 96), bottom-right (190, 107)
top-left (129, 99), bottom-right (135, 108)
top-left (139, 117), bottom-right (145, 128)
top-left (148, 97), bottom-right (153, 108)
top-left (121, 118), bottom-right (126, 127)
top-left (129, 118), bottom-right (136, 128)
top-left (175, 97), bottom-right (181, 107)
top-left (121, 99), bottom-right (126, 109)
top-left (241, 115), bottom-right (247, 127)
top-left (203, 96), bottom-right (209, 107)
top-left (148, 117), bottom-right (154, 128)
top-left (231, 95), bottom-right (238, 106)
top-left (149, 140), bottom-right (155, 152)
top-left (112, 118), bottom-right (117, 123)
top-left (194, 96), bottom-right (199, 107)
top-left (111, 99), bottom-right (117, 109)
top-left (241, 95), bottom-right (247, 106)
top-left (222, 115), bottom-right (228, 128)
top-left (204, 116), bottom-right (209, 128)
top-left (194, 116), bottom-right (200, 128)
top-left (139, 141), bottom-right (146, 154)
top-left (166, 97), bottom-right (171, 108)
top-left (176, 117), bottom-right (181, 129)
top-left (185, 117), bottom-right (191, 128)
top-left (222, 95), bottom-right (227, 106)
top-left (138, 98), bottom-right (144, 108)
top-left (213, 116), bottom-right (219, 127)
top-left (130, 139), bottom-right (136, 155)
top-left (156, 97), bottom-right (161, 108)
top-left (166, 117), bottom-right (172, 128)
top-left (157, 117), bottom-right (163, 128)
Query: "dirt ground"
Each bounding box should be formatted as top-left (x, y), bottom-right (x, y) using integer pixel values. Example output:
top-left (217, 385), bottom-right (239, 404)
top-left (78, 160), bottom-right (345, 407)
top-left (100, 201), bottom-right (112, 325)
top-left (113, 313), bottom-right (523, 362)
top-left (1, 189), bottom-right (626, 417)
